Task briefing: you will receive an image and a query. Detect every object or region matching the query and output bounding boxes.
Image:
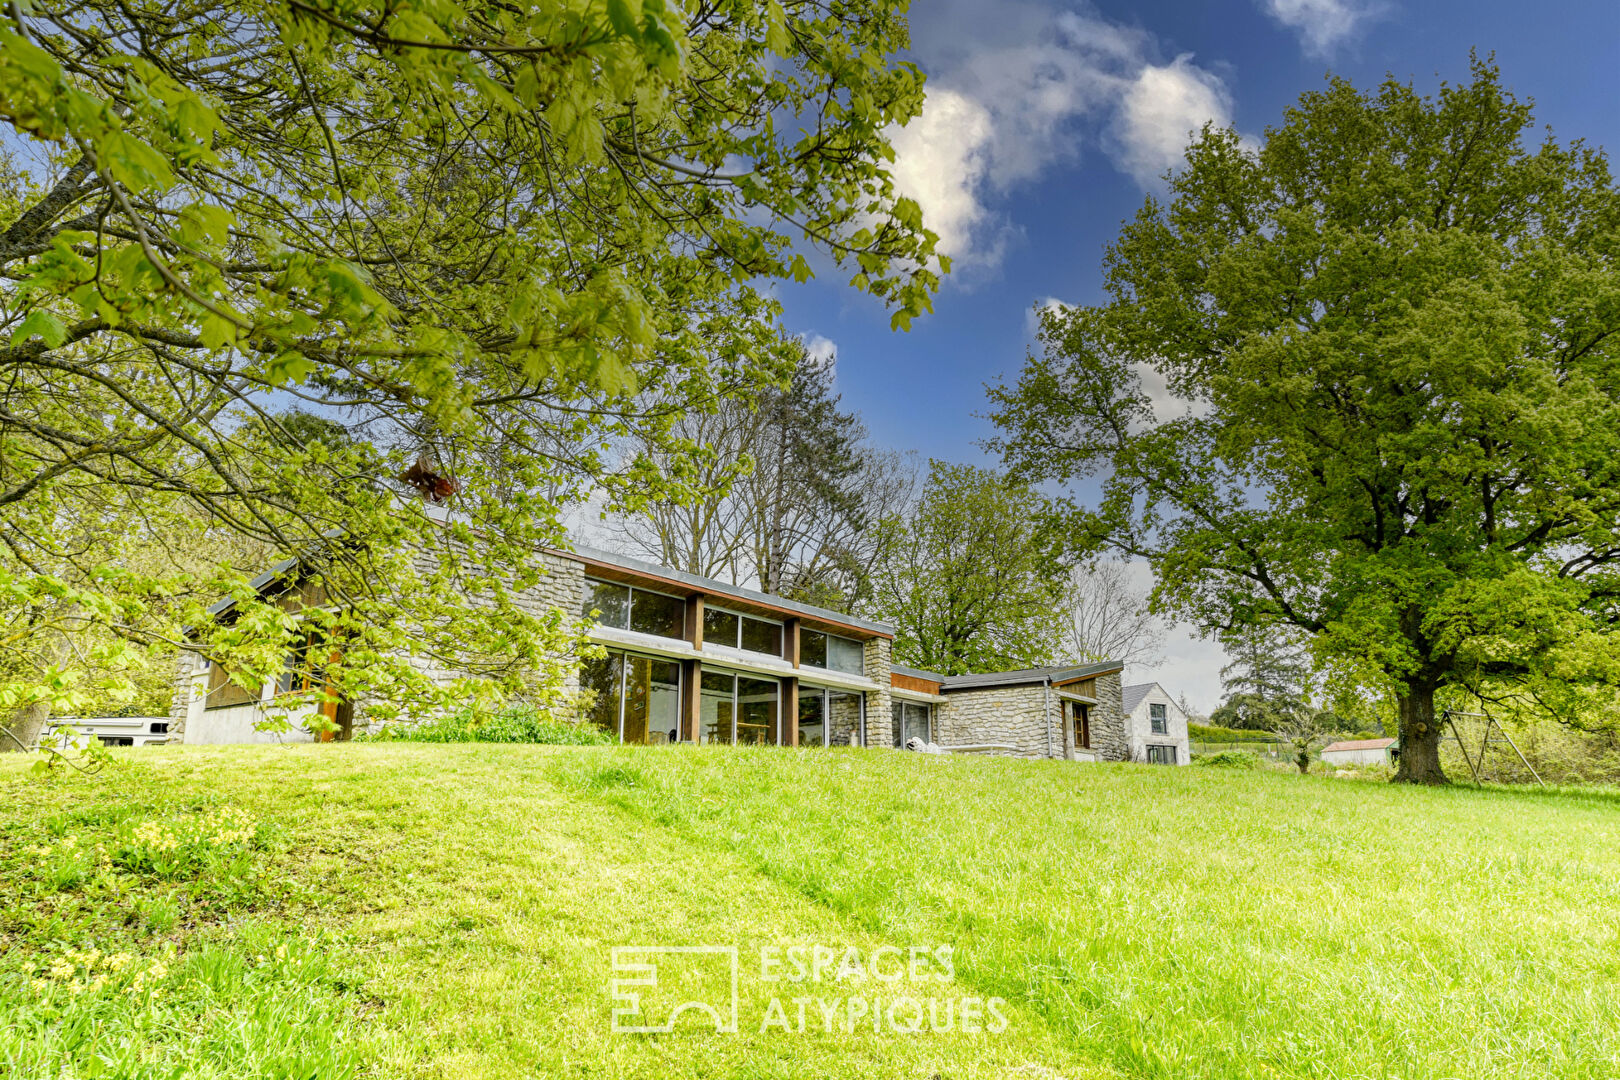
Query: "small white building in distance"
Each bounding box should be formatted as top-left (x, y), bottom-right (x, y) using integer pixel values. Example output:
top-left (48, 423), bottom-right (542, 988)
top-left (1320, 737), bottom-right (1397, 766)
top-left (1121, 682), bottom-right (1191, 765)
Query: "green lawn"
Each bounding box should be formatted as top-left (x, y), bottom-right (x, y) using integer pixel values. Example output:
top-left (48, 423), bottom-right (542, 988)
top-left (4, 744), bottom-right (1618, 1079)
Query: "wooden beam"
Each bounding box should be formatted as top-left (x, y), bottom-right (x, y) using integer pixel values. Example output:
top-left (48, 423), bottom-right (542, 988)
top-left (782, 676), bottom-right (799, 747)
top-left (685, 594), bottom-right (705, 650)
top-left (682, 658), bottom-right (702, 743)
top-left (783, 617), bottom-right (800, 667)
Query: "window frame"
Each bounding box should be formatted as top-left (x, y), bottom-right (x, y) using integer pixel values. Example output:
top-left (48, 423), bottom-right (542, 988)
top-left (1149, 702), bottom-right (1168, 735)
top-left (794, 684), bottom-right (865, 748)
top-left (581, 645), bottom-right (684, 744)
top-left (891, 700), bottom-right (932, 748)
top-left (698, 667), bottom-right (782, 745)
top-left (582, 578), bottom-right (688, 642)
top-left (800, 628), bottom-right (863, 675)
top-left (702, 603), bottom-right (784, 657)
top-left (1146, 744), bottom-right (1177, 765)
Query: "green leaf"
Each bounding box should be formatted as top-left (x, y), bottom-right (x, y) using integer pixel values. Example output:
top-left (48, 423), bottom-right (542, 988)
top-left (10, 309), bottom-right (69, 347)
top-left (606, 0), bottom-right (642, 39)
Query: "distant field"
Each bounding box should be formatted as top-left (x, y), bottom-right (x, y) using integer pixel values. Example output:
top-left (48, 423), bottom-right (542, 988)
top-left (3, 745), bottom-right (1618, 1079)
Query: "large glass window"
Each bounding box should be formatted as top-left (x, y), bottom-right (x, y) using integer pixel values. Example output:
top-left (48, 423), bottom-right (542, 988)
top-left (583, 579), bottom-right (684, 641)
top-left (584, 580), bottom-right (630, 630)
top-left (800, 630), bottom-right (827, 669)
top-left (828, 690), bottom-right (863, 746)
top-left (703, 606), bottom-right (782, 656)
top-left (582, 649), bottom-right (681, 743)
top-left (827, 635), bottom-right (864, 674)
top-left (740, 617), bottom-right (781, 656)
top-left (631, 590), bottom-right (686, 639)
top-left (699, 671), bottom-right (780, 745)
top-left (892, 701), bottom-right (931, 748)
top-left (1147, 744), bottom-right (1177, 765)
top-left (581, 652), bottom-right (625, 736)
top-left (700, 670), bottom-right (736, 745)
top-left (797, 687), bottom-right (863, 747)
top-left (1149, 702), bottom-right (1168, 735)
top-left (623, 654), bottom-right (682, 744)
top-left (799, 629), bottom-right (863, 675)
top-left (703, 607), bottom-right (739, 647)
top-left (737, 677), bottom-right (779, 744)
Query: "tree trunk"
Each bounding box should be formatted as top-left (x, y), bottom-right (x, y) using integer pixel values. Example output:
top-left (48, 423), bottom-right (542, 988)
top-left (1394, 681), bottom-right (1447, 784)
top-left (1, 701), bottom-right (50, 753)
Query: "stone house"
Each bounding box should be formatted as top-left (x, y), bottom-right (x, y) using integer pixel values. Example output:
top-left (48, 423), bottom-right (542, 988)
top-left (1121, 682), bottom-right (1192, 765)
top-left (169, 541), bottom-right (1131, 761)
top-left (890, 664), bottom-right (1126, 760)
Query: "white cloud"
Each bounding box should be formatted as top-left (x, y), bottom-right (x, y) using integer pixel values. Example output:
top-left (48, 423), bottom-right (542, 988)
top-left (1114, 56), bottom-right (1235, 187)
top-left (799, 332), bottom-right (839, 367)
top-left (1025, 295), bottom-right (1072, 337)
top-left (886, 89), bottom-right (999, 265)
top-left (887, 1), bottom-right (1246, 269)
top-left (1258, 0), bottom-right (1385, 58)
top-left (1133, 360), bottom-right (1211, 425)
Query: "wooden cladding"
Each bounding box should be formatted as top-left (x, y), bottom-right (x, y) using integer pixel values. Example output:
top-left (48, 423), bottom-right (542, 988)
top-left (890, 672), bottom-right (942, 695)
top-left (1055, 675), bottom-right (1096, 698)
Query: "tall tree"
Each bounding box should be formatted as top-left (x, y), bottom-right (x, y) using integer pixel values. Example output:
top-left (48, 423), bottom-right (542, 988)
top-left (1058, 561), bottom-right (1165, 667)
top-left (0, 0), bottom-right (940, 745)
top-left (748, 344), bottom-right (869, 597)
top-left (607, 339), bottom-right (910, 612)
top-left (1209, 624), bottom-right (1313, 730)
top-left (990, 59), bottom-right (1620, 783)
top-left (865, 461), bottom-right (1067, 675)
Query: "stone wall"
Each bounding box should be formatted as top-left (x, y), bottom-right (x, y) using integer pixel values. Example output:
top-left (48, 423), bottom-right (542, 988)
top-left (861, 637), bottom-right (893, 748)
top-left (932, 669), bottom-right (1128, 762)
top-left (1088, 669), bottom-right (1127, 762)
top-left (167, 650), bottom-right (205, 742)
top-left (934, 684), bottom-right (1057, 759)
top-left (352, 547), bottom-right (588, 732)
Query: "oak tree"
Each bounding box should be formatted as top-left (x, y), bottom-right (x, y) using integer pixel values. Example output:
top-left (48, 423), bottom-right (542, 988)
top-left (990, 60), bottom-right (1620, 783)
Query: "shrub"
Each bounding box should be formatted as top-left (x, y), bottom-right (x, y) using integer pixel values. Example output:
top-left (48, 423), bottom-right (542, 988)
top-left (1189, 723), bottom-right (1273, 743)
top-left (379, 706), bottom-right (615, 746)
top-left (1195, 750), bottom-right (1259, 769)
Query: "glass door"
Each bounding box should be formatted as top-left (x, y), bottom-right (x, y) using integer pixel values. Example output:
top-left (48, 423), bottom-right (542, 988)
top-left (736, 677), bottom-right (778, 745)
top-left (700, 670), bottom-right (736, 745)
top-left (798, 689), bottom-right (826, 747)
top-left (580, 649), bottom-right (681, 743)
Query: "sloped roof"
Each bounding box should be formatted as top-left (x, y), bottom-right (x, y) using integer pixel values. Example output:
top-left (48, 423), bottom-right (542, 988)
top-left (1121, 682), bottom-right (1158, 716)
top-left (1322, 738), bottom-right (1397, 753)
top-left (940, 660), bottom-right (1123, 692)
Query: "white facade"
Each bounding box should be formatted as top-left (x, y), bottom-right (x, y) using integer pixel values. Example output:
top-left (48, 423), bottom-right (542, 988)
top-left (1122, 682), bottom-right (1191, 766)
top-left (170, 651), bottom-right (319, 745)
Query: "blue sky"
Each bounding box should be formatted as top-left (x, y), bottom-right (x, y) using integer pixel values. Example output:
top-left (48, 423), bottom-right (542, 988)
top-left (772, 0), bottom-right (1620, 709)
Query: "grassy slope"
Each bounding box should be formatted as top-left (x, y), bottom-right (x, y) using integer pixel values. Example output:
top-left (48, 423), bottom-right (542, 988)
top-left (4, 745), bottom-right (1618, 1079)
